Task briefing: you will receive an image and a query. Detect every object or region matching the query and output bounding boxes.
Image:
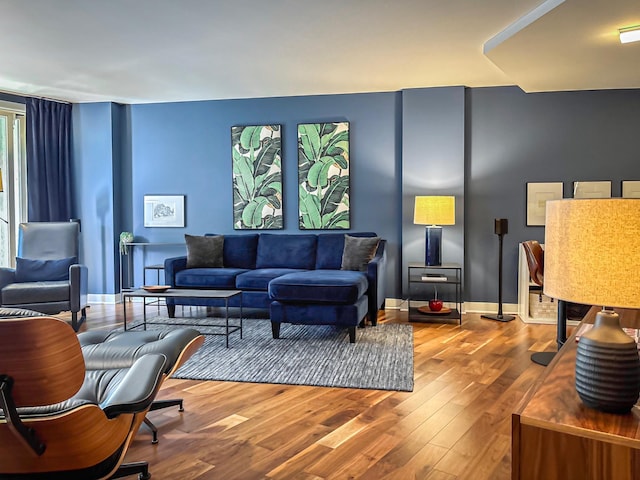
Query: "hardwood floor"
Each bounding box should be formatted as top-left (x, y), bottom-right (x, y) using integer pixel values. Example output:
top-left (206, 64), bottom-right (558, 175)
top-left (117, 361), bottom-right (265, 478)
top-left (74, 303), bottom-right (562, 479)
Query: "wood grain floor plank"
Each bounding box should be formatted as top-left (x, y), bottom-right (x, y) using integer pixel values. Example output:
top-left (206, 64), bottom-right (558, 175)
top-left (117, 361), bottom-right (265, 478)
top-left (68, 303), bottom-right (558, 479)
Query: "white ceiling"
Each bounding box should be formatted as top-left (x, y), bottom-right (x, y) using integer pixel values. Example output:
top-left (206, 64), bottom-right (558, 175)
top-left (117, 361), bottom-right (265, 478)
top-left (0, 0), bottom-right (638, 104)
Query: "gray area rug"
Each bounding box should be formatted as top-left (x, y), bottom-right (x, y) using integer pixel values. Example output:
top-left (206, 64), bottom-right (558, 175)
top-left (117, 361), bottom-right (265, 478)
top-left (131, 316), bottom-right (414, 392)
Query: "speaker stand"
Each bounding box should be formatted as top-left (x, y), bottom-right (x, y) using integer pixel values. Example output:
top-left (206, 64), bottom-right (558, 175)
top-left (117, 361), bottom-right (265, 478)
top-left (530, 300), bottom-right (568, 366)
top-left (482, 228), bottom-right (515, 322)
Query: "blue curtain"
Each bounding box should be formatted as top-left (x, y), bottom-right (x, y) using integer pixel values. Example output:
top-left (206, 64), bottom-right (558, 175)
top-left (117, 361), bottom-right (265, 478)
top-left (26, 97), bottom-right (73, 221)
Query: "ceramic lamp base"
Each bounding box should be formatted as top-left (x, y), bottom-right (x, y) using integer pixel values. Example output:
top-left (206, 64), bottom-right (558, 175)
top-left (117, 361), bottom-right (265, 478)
top-left (575, 309), bottom-right (640, 414)
top-left (425, 226), bottom-right (442, 266)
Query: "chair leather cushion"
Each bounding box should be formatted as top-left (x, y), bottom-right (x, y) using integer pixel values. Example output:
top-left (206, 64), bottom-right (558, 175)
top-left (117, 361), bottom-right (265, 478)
top-left (1, 280), bottom-right (69, 305)
top-left (15, 256), bottom-right (76, 282)
top-left (79, 328), bottom-right (201, 372)
top-left (0, 307), bottom-right (46, 318)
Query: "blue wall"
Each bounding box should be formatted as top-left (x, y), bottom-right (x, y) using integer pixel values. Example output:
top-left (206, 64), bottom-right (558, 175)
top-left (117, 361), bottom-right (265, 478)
top-left (401, 87), bottom-right (465, 296)
top-left (71, 103), bottom-right (120, 294)
top-left (76, 92), bottom-right (403, 296)
top-left (70, 86), bottom-right (640, 304)
top-left (465, 87), bottom-right (640, 303)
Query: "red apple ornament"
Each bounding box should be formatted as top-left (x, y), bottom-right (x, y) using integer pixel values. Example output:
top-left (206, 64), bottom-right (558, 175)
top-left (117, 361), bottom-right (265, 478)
top-left (429, 299), bottom-right (443, 312)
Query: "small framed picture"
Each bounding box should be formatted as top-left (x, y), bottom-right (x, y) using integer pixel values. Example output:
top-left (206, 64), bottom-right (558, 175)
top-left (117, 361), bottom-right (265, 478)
top-left (144, 195), bottom-right (185, 227)
top-left (622, 181), bottom-right (640, 198)
top-left (527, 182), bottom-right (563, 226)
top-left (573, 181), bottom-right (611, 199)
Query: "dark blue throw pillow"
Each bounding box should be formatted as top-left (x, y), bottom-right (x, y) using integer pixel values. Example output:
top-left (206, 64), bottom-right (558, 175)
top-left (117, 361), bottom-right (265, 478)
top-left (15, 256), bottom-right (76, 282)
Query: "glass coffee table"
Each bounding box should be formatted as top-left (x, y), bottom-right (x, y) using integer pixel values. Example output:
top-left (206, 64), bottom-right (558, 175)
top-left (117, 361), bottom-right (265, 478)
top-left (122, 288), bottom-right (243, 348)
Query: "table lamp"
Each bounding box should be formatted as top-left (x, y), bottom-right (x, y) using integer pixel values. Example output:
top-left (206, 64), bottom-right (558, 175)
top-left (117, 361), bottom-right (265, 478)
top-left (413, 196), bottom-right (455, 266)
top-left (544, 198), bottom-right (640, 413)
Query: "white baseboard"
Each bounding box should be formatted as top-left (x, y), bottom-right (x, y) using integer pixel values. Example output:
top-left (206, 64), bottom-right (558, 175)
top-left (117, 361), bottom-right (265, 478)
top-left (463, 302), bottom-right (518, 315)
top-left (88, 293), bottom-right (121, 304)
top-left (384, 298), bottom-right (521, 316)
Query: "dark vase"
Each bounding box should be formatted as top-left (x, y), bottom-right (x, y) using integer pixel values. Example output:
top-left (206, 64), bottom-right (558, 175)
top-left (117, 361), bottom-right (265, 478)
top-left (575, 309), bottom-right (640, 414)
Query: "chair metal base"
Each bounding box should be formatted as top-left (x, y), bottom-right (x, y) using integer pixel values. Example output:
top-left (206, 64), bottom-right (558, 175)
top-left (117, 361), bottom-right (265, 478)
top-left (144, 398), bottom-right (184, 444)
top-left (110, 461), bottom-right (151, 480)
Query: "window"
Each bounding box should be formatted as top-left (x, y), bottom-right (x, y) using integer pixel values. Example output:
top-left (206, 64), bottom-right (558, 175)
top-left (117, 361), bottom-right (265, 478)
top-left (0, 101), bottom-right (27, 267)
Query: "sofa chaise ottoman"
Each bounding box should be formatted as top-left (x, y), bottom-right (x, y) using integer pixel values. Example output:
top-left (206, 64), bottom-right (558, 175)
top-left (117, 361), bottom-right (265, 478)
top-left (269, 270), bottom-right (369, 343)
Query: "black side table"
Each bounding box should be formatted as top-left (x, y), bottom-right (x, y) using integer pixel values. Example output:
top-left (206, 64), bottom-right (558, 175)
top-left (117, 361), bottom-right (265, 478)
top-left (407, 263), bottom-right (462, 324)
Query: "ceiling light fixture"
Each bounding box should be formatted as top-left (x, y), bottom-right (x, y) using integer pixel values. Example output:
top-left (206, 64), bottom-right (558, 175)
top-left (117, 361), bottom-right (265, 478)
top-left (619, 25), bottom-right (640, 44)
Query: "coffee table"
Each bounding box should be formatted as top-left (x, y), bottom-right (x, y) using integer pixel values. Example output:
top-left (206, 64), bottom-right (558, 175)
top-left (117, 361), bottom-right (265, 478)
top-left (123, 288), bottom-right (243, 347)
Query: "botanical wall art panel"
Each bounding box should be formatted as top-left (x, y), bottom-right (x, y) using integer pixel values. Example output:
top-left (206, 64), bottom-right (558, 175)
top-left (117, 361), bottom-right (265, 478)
top-left (297, 122), bottom-right (350, 229)
top-left (231, 125), bottom-right (283, 229)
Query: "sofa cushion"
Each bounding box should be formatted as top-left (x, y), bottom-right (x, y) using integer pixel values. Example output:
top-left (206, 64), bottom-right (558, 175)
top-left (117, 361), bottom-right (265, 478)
top-left (236, 268), bottom-right (307, 291)
top-left (315, 232), bottom-right (378, 269)
top-left (1, 281), bottom-right (70, 305)
top-left (175, 268), bottom-right (248, 289)
top-left (269, 270), bottom-right (368, 305)
top-left (15, 256), bottom-right (76, 282)
top-left (256, 234), bottom-right (317, 269)
top-left (206, 233), bottom-right (259, 269)
top-left (222, 234), bottom-right (259, 269)
top-left (341, 235), bottom-right (380, 271)
top-left (185, 234), bottom-right (224, 268)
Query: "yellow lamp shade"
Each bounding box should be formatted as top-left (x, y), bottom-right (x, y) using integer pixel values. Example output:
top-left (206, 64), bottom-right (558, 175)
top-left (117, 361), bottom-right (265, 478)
top-left (543, 199), bottom-right (640, 309)
top-left (413, 196), bottom-right (455, 226)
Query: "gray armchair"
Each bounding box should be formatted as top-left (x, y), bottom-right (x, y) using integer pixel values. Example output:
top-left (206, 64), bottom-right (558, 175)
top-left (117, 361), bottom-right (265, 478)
top-left (0, 222), bottom-right (88, 331)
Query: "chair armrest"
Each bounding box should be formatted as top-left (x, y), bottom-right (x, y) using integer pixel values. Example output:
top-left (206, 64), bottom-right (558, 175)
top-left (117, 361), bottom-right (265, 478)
top-left (0, 267), bottom-right (16, 292)
top-left (164, 256), bottom-right (188, 287)
top-left (101, 353), bottom-right (167, 418)
top-left (69, 264), bottom-right (88, 311)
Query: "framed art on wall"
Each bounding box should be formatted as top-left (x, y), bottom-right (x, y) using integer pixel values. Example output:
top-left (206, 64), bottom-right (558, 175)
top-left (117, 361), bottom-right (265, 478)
top-left (526, 182), bottom-right (563, 226)
top-left (144, 195), bottom-right (185, 227)
top-left (298, 122), bottom-right (350, 229)
top-left (231, 125), bottom-right (283, 229)
top-left (573, 181), bottom-right (611, 198)
top-left (622, 181), bottom-right (640, 198)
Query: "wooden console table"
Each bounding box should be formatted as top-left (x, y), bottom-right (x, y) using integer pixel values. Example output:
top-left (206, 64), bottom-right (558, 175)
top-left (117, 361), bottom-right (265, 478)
top-left (512, 307), bottom-right (640, 480)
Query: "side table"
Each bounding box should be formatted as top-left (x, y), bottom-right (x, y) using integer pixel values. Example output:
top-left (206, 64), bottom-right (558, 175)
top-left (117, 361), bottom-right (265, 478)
top-left (407, 263), bottom-right (462, 324)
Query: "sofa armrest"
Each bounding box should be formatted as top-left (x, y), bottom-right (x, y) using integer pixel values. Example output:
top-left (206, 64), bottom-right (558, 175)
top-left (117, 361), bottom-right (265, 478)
top-left (365, 240), bottom-right (387, 323)
top-left (69, 264), bottom-right (88, 311)
top-left (164, 256), bottom-right (188, 287)
top-left (101, 353), bottom-right (167, 418)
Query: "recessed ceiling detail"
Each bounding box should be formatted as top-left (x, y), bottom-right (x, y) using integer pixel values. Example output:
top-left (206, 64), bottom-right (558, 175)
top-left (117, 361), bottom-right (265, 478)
top-left (0, 0), bottom-right (637, 103)
top-left (484, 0), bottom-right (640, 93)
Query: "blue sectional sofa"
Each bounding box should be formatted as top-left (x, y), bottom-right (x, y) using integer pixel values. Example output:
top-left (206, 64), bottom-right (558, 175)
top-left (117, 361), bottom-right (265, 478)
top-left (164, 232), bottom-right (386, 339)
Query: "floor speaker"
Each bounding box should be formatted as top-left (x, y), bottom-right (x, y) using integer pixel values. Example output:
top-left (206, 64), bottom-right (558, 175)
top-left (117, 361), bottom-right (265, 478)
top-left (482, 218), bottom-right (515, 322)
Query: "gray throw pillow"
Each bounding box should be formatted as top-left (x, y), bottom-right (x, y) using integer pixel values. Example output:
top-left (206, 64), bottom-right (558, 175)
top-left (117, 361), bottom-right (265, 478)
top-left (185, 234), bottom-right (224, 268)
top-left (341, 235), bottom-right (381, 271)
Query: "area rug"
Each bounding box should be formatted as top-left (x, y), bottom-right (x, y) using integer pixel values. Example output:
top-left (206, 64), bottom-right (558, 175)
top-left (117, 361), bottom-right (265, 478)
top-left (131, 316), bottom-right (414, 391)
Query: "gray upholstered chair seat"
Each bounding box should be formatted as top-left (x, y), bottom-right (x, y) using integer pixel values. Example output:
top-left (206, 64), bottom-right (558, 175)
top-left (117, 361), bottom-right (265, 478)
top-left (2, 281), bottom-right (70, 304)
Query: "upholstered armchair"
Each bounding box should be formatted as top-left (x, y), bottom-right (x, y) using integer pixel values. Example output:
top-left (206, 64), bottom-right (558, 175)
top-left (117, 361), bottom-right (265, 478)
top-left (0, 222), bottom-right (88, 331)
